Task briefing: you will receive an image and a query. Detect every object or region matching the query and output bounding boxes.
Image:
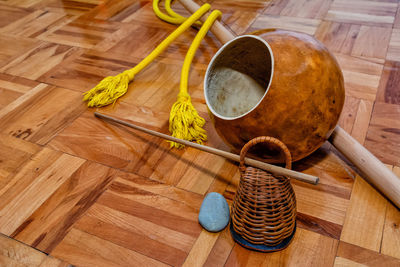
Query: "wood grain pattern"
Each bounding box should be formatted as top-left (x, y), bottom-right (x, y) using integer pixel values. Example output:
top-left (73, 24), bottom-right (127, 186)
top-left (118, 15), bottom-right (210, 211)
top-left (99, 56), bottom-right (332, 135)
top-left (0, 0), bottom-right (399, 265)
top-left (351, 26), bottom-right (392, 60)
top-left (0, 133), bottom-right (40, 181)
top-left (272, 0), bottom-right (332, 19)
top-left (335, 53), bottom-right (383, 101)
top-left (0, 34), bottom-right (41, 68)
top-left (326, 0), bottom-right (397, 26)
top-left (12, 161), bottom-right (115, 253)
top-left (225, 228), bottom-right (338, 266)
top-left (0, 148), bottom-right (85, 235)
top-left (0, 233), bottom-right (70, 267)
top-left (381, 166), bottom-right (400, 259)
top-left (0, 3), bottom-right (32, 28)
top-left (387, 28), bottom-right (400, 62)
top-left (377, 60), bottom-right (400, 104)
top-left (365, 102), bottom-right (400, 165)
top-left (0, 9), bottom-right (68, 38)
top-left (0, 84), bottom-right (86, 145)
top-left (315, 21), bottom-right (361, 55)
top-left (336, 241), bottom-right (400, 266)
top-left (340, 175), bottom-right (387, 251)
top-left (52, 228), bottom-right (167, 267)
top-left (350, 99), bottom-right (373, 145)
top-left (1, 43), bottom-right (78, 80)
top-left (250, 14), bottom-right (321, 35)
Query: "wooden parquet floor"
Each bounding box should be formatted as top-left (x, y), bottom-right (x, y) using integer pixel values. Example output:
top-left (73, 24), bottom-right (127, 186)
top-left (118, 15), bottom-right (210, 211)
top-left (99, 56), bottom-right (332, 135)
top-left (0, 0), bottom-right (399, 266)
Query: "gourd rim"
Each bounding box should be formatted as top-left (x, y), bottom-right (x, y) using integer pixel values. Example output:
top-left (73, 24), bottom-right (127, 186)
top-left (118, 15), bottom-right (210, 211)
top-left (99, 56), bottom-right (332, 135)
top-left (204, 35), bottom-right (274, 121)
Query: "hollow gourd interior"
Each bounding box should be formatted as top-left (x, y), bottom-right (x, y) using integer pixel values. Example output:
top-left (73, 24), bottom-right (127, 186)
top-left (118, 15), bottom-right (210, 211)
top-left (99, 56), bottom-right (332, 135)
top-left (205, 36), bottom-right (273, 119)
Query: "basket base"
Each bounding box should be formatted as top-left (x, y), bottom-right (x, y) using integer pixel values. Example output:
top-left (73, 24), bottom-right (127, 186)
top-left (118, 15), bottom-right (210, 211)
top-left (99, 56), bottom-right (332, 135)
top-left (230, 222), bottom-right (296, 253)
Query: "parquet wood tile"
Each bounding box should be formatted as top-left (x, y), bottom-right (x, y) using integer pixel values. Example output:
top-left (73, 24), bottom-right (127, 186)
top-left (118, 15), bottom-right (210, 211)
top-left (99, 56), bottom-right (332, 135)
top-left (265, 0), bottom-right (332, 20)
top-left (0, 133), bottom-right (40, 182)
top-left (80, 0), bottom-right (149, 22)
top-left (377, 60), bottom-right (400, 105)
top-left (0, 9), bottom-right (68, 38)
top-left (1, 0), bottom-right (50, 9)
top-left (0, 147), bottom-right (85, 235)
top-left (12, 161), bottom-right (115, 253)
top-left (336, 241), bottom-right (400, 266)
top-left (182, 230), bottom-right (219, 266)
top-left (337, 95), bottom-right (360, 134)
top-left (326, 0), bottom-right (397, 27)
top-left (381, 201), bottom-right (400, 259)
top-left (0, 2), bottom-right (32, 28)
top-left (387, 28), bottom-right (400, 62)
top-left (52, 228), bottom-right (167, 267)
top-left (47, 109), bottom-right (160, 171)
top-left (0, 233), bottom-right (71, 267)
top-left (350, 99), bottom-right (373, 145)
top-left (105, 23), bottom-right (220, 63)
top-left (32, 0), bottom-right (104, 15)
top-left (293, 144), bottom-right (355, 198)
top-left (335, 53), bottom-right (383, 101)
top-left (395, 5), bottom-right (400, 29)
top-left (0, 43), bottom-right (78, 80)
top-left (315, 21), bottom-right (360, 55)
top-left (0, 0), bottom-right (400, 266)
top-left (351, 26), bottom-right (392, 60)
top-left (51, 173), bottom-right (205, 266)
top-left (38, 49), bottom-right (135, 91)
top-left (249, 14), bottom-right (321, 35)
top-left (203, 228), bottom-right (235, 266)
top-left (340, 175), bottom-right (387, 252)
top-left (0, 73), bottom-right (40, 108)
top-left (38, 17), bottom-right (122, 49)
top-left (0, 34), bottom-right (41, 68)
top-left (211, 0), bottom-right (270, 12)
top-left (0, 84), bottom-right (86, 145)
top-left (365, 102), bottom-right (400, 166)
top-left (216, 8), bottom-right (259, 36)
top-left (380, 167), bottom-right (400, 259)
top-left (225, 228), bottom-right (338, 266)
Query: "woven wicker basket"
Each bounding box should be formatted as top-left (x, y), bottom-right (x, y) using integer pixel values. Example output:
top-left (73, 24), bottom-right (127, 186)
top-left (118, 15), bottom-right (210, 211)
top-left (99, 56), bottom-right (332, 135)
top-left (231, 136), bottom-right (297, 252)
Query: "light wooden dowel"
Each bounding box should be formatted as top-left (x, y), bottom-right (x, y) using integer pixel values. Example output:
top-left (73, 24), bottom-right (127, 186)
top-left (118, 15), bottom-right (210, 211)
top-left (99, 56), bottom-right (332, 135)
top-left (95, 112), bottom-right (319, 185)
top-left (178, 0), bottom-right (235, 44)
top-left (329, 126), bottom-right (400, 209)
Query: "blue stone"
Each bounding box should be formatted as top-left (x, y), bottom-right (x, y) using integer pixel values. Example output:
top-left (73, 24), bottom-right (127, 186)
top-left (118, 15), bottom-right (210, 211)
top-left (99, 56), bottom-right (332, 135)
top-left (198, 192), bottom-right (230, 232)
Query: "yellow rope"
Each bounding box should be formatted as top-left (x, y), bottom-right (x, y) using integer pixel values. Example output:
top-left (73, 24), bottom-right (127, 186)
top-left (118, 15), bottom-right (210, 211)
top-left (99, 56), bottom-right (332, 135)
top-left (82, 3), bottom-right (211, 107)
top-left (84, 0), bottom-right (221, 148)
top-left (153, 0), bottom-right (202, 26)
top-left (165, 0), bottom-right (185, 20)
top-left (169, 10), bottom-right (221, 148)
top-left (152, 0), bottom-right (186, 24)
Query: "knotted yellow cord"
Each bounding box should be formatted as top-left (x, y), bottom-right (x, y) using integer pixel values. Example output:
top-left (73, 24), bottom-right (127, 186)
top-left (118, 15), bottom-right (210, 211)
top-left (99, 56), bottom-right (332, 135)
top-left (169, 10), bottom-right (221, 148)
top-left (83, 3), bottom-right (211, 107)
top-left (152, 0), bottom-right (186, 24)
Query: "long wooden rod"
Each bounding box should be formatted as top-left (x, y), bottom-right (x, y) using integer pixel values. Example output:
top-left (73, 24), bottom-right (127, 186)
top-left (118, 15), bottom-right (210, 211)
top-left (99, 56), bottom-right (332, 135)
top-left (95, 112), bottom-right (319, 185)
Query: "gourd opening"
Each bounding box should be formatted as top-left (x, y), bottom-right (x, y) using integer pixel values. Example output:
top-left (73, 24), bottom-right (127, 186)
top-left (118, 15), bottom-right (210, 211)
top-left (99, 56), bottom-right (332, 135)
top-left (205, 35), bottom-right (274, 120)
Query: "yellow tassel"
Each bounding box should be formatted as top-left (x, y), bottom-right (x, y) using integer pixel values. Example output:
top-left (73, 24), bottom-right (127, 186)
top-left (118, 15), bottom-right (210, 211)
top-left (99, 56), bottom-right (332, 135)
top-left (169, 93), bottom-right (207, 148)
top-left (83, 70), bottom-right (134, 107)
top-left (168, 10), bottom-right (221, 148)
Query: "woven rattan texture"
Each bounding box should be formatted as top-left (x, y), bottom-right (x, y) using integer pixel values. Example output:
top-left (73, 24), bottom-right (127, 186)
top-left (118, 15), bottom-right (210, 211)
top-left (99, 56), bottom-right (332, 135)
top-left (232, 136), bottom-right (296, 246)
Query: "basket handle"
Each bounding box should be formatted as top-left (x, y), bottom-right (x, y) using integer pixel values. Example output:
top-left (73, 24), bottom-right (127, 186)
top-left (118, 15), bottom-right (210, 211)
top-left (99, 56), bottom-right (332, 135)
top-left (239, 136), bottom-right (292, 173)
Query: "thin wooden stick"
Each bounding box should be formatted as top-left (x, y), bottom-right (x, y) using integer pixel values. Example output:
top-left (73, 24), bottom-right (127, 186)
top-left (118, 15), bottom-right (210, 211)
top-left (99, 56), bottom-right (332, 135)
top-left (95, 112), bottom-right (319, 185)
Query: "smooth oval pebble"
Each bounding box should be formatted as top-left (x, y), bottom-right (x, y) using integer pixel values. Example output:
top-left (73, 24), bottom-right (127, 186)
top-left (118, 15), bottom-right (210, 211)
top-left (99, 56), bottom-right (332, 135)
top-left (198, 192), bottom-right (230, 232)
